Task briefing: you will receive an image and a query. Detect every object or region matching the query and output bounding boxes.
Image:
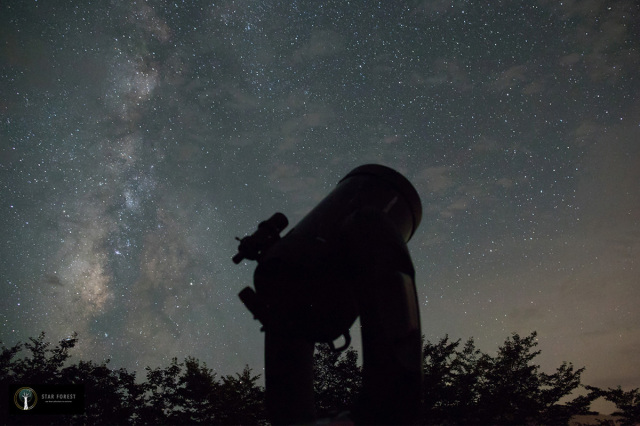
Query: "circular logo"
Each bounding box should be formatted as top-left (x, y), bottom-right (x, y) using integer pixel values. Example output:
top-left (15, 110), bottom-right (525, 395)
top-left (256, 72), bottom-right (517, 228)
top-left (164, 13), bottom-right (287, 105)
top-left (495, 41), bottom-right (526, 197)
top-left (14, 387), bottom-right (38, 411)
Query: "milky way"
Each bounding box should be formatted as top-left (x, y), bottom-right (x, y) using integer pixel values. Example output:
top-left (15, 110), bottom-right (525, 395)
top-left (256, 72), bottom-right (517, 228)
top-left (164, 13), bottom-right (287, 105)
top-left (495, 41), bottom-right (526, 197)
top-left (1, 0), bottom-right (639, 413)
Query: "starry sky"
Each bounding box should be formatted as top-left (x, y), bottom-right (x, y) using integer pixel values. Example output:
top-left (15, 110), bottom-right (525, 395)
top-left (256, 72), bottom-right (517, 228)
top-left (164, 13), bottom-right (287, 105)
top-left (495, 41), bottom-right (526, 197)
top-left (1, 0), bottom-right (638, 413)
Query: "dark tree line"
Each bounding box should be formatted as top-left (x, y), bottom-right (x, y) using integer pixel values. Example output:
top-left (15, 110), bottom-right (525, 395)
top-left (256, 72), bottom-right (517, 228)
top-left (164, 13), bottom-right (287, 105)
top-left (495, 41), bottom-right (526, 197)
top-left (421, 332), bottom-right (590, 425)
top-left (1, 331), bottom-right (638, 425)
top-left (1, 332), bottom-right (265, 425)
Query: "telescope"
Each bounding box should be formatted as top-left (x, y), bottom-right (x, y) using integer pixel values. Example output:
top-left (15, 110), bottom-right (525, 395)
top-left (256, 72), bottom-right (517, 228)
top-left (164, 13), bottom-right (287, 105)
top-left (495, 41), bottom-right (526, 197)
top-left (233, 164), bottom-right (422, 424)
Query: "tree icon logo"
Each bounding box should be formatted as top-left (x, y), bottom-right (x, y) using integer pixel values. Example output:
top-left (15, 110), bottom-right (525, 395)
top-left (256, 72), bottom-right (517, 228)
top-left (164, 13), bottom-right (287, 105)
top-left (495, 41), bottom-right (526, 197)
top-left (14, 387), bottom-right (38, 411)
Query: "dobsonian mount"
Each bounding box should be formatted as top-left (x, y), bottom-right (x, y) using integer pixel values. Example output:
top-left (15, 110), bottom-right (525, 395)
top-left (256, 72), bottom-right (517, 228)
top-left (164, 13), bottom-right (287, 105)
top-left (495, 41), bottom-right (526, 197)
top-left (233, 164), bottom-right (423, 425)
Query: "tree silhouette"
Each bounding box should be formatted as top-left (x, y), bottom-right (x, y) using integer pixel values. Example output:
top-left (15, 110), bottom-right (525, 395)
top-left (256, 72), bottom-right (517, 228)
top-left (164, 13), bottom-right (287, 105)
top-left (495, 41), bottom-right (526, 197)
top-left (172, 356), bottom-right (220, 424)
top-left (0, 333), bottom-right (268, 425)
top-left (214, 365), bottom-right (267, 425)
top-left (9, 332), bottom-right (78, 383)
top-left (61, 359), bottom-right (142, 425)
top-left (2, 331), bottom-right (637, 425)
top-left (140, 357), bottom-right (184, 424)
top-left (421, 334), bottom-right (484, 423)
top-left (587, 386), bottom-right (640, 426)
top-left (421, 332), bottom-right (596, 425)
top-left (313, 343), bottom-right (362, 418)
top-left (139, 357), bottom-right (266, 425)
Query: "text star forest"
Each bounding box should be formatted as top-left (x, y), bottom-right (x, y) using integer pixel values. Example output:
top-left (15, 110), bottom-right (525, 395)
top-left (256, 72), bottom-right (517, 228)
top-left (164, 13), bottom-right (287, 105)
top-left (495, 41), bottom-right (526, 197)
top-left (1, 332), bottom-right (638, 425)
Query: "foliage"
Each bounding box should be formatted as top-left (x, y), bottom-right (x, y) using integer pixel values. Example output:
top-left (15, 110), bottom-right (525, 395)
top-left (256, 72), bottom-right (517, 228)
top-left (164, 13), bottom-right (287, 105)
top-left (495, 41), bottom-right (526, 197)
top-left (1, 331), bottom-right (637, 425)
top-left (138, 356), bottom-right (267, 425)
top-left (420, 332), bottom-right (596, 425)
top-left (313, 343), bottom-right (362, 418)
top-left (0, 333), bottom-right (267, 425)
top-left (587, 385), bottom-right (640, 426)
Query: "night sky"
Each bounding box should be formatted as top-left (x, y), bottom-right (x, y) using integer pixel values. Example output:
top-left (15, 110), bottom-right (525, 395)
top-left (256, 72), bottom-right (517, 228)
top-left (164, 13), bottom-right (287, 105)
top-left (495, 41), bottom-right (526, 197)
top-left (1, 0), bottom-right (638, 413)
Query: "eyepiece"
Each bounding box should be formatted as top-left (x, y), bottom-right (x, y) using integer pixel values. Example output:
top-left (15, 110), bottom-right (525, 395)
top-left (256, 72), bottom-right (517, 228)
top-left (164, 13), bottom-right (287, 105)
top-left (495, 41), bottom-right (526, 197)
top-left (232, 212), bottom-right (289, 264)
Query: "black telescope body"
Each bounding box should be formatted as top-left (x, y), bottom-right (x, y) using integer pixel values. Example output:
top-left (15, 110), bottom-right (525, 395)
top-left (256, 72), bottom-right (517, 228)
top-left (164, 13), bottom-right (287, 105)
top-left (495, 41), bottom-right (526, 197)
top-left (234, 164), bottom-right (423, 425)
top-left (291, 163), bottom-right (422, 244)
